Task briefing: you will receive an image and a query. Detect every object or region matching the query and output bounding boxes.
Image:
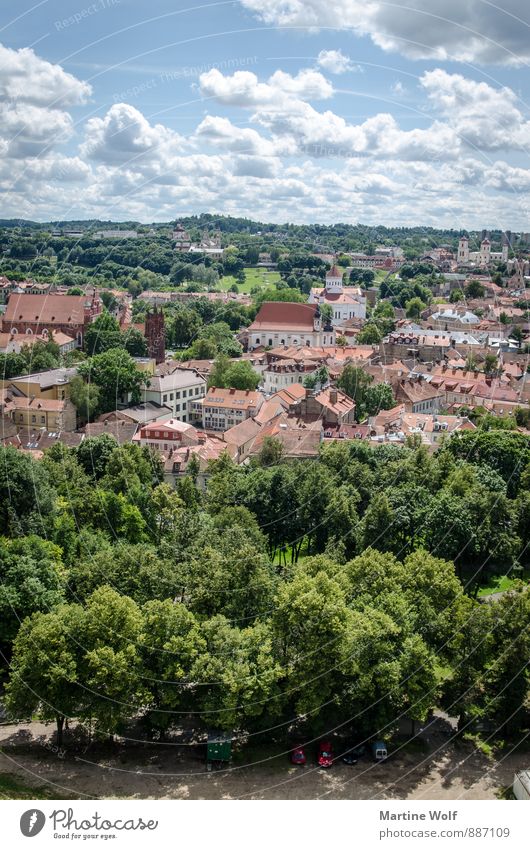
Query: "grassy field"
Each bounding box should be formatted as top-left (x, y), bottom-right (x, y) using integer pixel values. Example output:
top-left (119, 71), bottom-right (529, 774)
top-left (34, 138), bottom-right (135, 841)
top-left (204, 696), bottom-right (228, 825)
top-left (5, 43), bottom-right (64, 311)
top-left (477, 571), bottom-right (530, 598)
top-left (219, 267), bottom-right (281, 293)
top-left (0, 772), bottom-right (70, 800)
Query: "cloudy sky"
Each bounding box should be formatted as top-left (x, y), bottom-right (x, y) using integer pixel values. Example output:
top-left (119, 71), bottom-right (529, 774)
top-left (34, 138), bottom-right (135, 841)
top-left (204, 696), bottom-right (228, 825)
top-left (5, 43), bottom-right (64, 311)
top-left (1, 0), bottom-right (530, 227)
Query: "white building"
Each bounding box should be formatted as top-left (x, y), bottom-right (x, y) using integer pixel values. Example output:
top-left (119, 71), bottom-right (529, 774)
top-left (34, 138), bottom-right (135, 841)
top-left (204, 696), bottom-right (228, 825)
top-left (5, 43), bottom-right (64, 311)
top-left (308, 265), bottom-right (367, 326)
top-left (141, 365), bottom-right (206, 423)
top-left (458, 236), bottom-right (508, 266)
top-left (246, 302), bottom-right (335, 350)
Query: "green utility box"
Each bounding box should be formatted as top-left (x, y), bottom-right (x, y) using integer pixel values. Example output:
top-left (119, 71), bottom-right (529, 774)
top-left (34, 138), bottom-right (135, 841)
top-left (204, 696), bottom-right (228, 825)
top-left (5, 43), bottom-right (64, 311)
top-left (206, 732), bottom-right (232, 771)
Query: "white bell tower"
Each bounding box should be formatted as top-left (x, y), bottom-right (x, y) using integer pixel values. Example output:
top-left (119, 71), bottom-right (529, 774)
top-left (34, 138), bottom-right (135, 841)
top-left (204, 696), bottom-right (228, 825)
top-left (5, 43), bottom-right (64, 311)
top-left (457, 235), bottom-right (469, 263)
top-left (325, 264), bottom-right (343, 293)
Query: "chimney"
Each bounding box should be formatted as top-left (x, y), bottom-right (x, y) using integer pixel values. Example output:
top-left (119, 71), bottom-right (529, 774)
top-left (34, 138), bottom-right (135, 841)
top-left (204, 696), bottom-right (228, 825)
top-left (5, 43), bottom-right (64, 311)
top-left (329, 388), bottom-right (338, 405)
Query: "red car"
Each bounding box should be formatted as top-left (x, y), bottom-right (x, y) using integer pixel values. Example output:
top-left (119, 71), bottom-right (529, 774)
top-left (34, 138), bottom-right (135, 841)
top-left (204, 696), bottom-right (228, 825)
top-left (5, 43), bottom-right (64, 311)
top-left (290, 746), bottom-right (306, 765)
top-left (317, 741), bottom-right (334, 768)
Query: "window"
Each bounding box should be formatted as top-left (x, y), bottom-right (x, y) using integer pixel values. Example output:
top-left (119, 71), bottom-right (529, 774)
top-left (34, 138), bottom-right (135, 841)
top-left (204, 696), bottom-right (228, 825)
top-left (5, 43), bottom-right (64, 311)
top-left (31, 415), bottom-right (36, 423)
top-left (41, 416), bottom-right (45, 423)
top-left (268, 339), bottom-right (272, 346)
top-left (195, 387), bottom-right (200, 395)
top-left (169, 393), bottom-right (174, 400)
top-left (163, 394), bottom-right (168, 403)
top-left (182, 389), bottom-right (187, 398)
top-left (176, 391), bottom-right (181, 399)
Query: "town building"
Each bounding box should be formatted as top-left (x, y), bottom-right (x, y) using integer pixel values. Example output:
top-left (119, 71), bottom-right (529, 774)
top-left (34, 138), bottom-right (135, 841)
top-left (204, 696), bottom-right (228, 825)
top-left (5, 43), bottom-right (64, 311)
top-left (145, 307), bottom-right (165, 364)
top-left (308, 265), bottom-right (367, 326)
top-left (141, 365), bottom-right (206, 422)
top-left (0, 330), bottom-right (76, 354)
top-left (1, 291), bottom-right (102, 346)
top-left (171, 223), bottom-right (192, 251)
top-left (3, 367), bottom-right (78, 401)
top-left (133, 417), bottom-right (201, 453)
top-left (457, 235), bottom-right (508, 267)
top-left (5, 396), bottom-right (77, 431)
top-left (246, 302), bottom-right (335, 350)
top-left (193, 386), bottom-right (263, 431)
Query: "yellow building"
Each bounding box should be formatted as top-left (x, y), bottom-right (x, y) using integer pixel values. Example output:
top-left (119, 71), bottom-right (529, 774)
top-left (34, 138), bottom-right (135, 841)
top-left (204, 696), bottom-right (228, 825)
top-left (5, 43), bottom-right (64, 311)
top-left (7, 397), bottom-right (77, 431)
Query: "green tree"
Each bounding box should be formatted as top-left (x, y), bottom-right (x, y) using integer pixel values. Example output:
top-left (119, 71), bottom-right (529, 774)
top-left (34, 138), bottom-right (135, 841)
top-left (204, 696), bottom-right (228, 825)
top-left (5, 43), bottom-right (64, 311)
top-left (192, 616), bottom-right (282, 730)
top-left (465, 279), bottom-right (485, 299)
top-left (0, 446), bottom-right (56, 536)
top-left (69, 375), bottom-right (100, 422)
top-left (77, 586), bottom-right (149, 737)
top-left (77, 348), bottom-right (146, 414)
top-left (5, 604), bottom-right (82, 745)
top-left (0, 536), bottom-right (66, 646)
top-left (356, 323), bottom-right (383, 344)
top-left (405, 297), bottom-right (426, 319)
top-left (141, 599), bottom-right (205, 733)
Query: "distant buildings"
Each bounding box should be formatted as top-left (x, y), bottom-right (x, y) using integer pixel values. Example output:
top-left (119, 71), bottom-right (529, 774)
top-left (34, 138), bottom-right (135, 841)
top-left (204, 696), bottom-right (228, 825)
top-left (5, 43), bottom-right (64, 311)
top-left (308, 265), bottom-right (367, 325)
top-left (1, 291), bottom-right (102, 347)
top-left (141, 364), bottom-right (206, 423)
top-left (193, 386), bottom-right (263, 431)
top-left (457, 235), bottom-right (508, 267)
top-left (246, 302), bottom-right (335, 350)
top-left (145, 308), bottom-right (165, 364)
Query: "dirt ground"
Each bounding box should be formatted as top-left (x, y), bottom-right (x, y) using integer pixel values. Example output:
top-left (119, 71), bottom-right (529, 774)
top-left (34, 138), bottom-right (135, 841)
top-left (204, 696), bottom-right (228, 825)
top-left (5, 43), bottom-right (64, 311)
top-left (0, 716), bottom-right (527, 800)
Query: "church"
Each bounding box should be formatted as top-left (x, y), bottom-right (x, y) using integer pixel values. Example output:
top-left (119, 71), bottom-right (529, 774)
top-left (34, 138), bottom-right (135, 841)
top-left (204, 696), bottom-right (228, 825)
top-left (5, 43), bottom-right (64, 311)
top-left (245, 301), bottom-right (335, 350)
top-left (308, 265), bottom-right (367, 326)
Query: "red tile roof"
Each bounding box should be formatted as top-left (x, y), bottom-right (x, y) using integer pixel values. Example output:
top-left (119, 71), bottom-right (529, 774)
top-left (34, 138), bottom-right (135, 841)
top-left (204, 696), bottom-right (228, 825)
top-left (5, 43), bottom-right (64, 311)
top-left (248, 301), bottom-right (318, 332)
top-left (3, 293), bottom-right (87, 326)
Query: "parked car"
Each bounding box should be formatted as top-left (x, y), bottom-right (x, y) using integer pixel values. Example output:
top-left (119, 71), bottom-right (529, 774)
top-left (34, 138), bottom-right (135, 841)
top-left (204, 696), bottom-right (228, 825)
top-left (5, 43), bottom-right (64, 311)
top-left (341, 752), bottom-right (358, 765)
top-left (317, 741), bottom-right (334, 768)
top-left (372, 740), bottom-right (388, 762)
top-left (290, 746), bottom-right (306, 765)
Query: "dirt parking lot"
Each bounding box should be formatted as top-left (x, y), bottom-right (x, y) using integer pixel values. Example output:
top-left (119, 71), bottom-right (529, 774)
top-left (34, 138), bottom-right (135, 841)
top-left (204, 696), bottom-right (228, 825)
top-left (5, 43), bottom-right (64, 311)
top-left (0, 719), bottom-right (527, 800)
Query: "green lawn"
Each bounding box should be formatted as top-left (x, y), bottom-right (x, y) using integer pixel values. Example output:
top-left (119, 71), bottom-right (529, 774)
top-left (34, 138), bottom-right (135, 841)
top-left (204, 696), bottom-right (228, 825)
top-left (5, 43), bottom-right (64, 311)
top-left (0, 772), bottom-right (73, 800)
top-left (219, 267), bottom-right (281, 293)
top-left (477, 571), bottom-right (530, 598)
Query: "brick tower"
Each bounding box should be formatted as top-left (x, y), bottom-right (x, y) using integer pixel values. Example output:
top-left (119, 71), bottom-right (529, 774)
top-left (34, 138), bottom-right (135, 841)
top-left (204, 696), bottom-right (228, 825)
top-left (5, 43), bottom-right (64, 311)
top-left (145, 307), bottom-right (165, 364)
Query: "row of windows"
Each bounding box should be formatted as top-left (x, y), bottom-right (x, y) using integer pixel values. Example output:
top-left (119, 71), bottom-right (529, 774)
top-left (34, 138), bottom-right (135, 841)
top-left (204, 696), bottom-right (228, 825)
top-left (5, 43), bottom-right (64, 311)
top-left (20, 413), bottom-right (46, 424)
top-left (162, 386), bottom-right (202, 403)
top-left (204, 407), bottom-right (245, 416)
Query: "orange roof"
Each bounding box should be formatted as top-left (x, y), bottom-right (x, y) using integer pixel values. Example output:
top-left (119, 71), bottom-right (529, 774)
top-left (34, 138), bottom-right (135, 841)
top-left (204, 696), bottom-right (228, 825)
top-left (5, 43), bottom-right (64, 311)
top-left (3, 293), bottom-right (87, 326)
top-left (315, 388), bottom-right (355, 416)
top-left (203, 386), bottom-right (261, 410)
top-left (7, 397), bottom-right (71, 412)
top-left (248, 301), bottom-right (318, 332)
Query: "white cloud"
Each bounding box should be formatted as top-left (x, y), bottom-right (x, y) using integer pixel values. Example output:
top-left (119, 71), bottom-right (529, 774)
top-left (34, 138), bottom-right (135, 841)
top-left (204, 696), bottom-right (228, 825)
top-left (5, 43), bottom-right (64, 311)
top-left (239, 0), bottom-right (530, 65)
top-left (0, 43), bottom-right (91, 106)
top-left (80, 103), bottom-right (184, 165)
top-left (3, 44), bottom-right (530, 228)
top-left (195, 115), bottom-right (296, 157)
top-left (390, 81), bottom-right (406, 96)
top-left (316, 49), bottom-right (359, 74)
top-left (420, 69), bottom-right (530, 151)
top-left (0, 42), bottom-right (91, 160)
top-left (199, 67), bottom-right (333, 107)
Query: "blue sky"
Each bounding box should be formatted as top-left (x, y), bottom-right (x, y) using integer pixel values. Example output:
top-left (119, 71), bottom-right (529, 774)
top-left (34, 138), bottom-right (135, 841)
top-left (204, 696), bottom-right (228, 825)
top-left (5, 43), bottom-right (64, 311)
top-left (1, 0), bottom-right (530, 227)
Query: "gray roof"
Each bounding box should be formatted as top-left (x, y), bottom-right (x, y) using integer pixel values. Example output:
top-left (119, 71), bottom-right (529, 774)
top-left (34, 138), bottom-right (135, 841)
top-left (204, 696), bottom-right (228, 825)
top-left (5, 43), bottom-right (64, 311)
top-left (10, 367), bottom-right (78, 388)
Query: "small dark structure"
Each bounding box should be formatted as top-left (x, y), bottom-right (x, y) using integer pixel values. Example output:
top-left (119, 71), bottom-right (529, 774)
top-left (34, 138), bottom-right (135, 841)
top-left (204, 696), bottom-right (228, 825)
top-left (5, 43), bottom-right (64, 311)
top-left (145, 306), bottom-right (165, 364)
top-left (206, 732), bottom-right (232, 771)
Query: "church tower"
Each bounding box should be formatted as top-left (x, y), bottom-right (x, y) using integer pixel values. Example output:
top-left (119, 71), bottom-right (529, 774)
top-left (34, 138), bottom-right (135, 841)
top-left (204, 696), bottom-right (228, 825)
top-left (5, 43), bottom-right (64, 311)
top-left (145, 307), bottom-right (165, 364)
top-left (457, 235), bottom-right (469, 264)
top-left (325, 264), bottom-right (343, 294)
top-left (479, 238), bottom-right (491, 267)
